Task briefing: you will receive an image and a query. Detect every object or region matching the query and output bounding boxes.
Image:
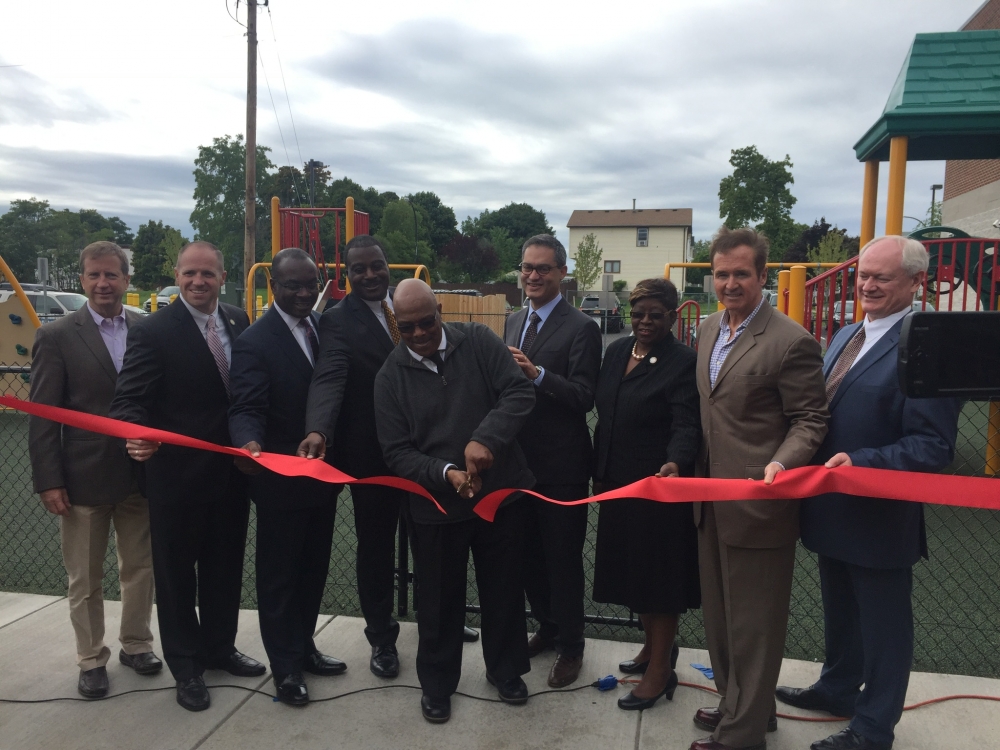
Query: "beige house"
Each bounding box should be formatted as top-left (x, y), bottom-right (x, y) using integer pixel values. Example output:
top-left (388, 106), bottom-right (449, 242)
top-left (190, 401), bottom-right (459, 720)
top-left (566, 208), bottom-right (692, 292)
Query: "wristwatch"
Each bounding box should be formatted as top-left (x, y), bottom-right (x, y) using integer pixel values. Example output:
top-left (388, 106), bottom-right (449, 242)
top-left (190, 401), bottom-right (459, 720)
top-left (533, 366), bottom-right (544, 383)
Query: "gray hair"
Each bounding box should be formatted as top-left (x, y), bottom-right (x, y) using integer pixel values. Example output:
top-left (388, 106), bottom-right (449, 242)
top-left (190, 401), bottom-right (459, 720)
top-left (859, 235), bottom-right (929, 277)
top-left (521, 234), bottom-right (567, 268)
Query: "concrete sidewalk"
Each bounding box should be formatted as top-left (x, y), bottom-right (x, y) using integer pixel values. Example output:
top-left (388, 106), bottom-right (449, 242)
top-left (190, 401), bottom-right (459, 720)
top-left (1, 592), bottom-right (998, 750)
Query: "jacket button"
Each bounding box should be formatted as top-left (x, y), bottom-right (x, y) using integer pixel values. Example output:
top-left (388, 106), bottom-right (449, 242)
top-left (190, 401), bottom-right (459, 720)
top-left (709, 398), bottom-right (715, 405)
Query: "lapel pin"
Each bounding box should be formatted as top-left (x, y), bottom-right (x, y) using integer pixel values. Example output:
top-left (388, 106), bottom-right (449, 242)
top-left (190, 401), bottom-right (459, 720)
top-left (649, 356), bottom-right (657, 364)
top-left (229, 319), bottom-right (236, 325)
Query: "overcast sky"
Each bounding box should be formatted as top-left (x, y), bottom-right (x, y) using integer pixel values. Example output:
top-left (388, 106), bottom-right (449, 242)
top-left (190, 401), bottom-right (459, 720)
top-left (0, 0), bottom-right (980, 250)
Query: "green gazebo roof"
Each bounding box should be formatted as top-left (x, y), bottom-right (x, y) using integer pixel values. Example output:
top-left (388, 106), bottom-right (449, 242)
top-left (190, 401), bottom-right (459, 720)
top-left (854, 30), bottom-right (1000, 162)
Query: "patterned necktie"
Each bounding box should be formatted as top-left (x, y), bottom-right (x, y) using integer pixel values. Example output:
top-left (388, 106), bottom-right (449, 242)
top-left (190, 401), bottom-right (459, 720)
top-left (205, 314), bottom-right (230, 397)
top-left (298, 319), bottom-right (319, 362)
top-left (825, 326), bottom-right (866, 401)
top-left (521, 312), bottom-right (541, 353)
top-left (382, 300), bottom-right (401, 345)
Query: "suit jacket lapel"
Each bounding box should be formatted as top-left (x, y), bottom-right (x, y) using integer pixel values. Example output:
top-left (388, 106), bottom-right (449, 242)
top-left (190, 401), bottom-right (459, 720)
top-left (697, 313), bottom-right (722, 396)
top-left (505, 308), bottom-right (527, 347)
top-left (170, 300), bottom-right (224, 384)
top-left (265, 307), bottom-right (313, 375)
top-left (526, 300), bottom-right (568, 356)
top-left (348, 293), bottom-right (394, 354)
top-left (73, 307), bottom-right (118, 383)
top-left (829, 319), bottom-right (903, 411)
top-left (711, 303), bottom-right (771, 392)
top-left (823, 322), bottom-right (862, 378)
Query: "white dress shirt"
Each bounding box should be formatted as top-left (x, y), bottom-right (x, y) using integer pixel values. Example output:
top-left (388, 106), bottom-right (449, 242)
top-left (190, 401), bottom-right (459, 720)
top-left (274, 303), bottom-right (318, 366)
top-left (854, 307), bottom-right (911, 369)
top-left (179, 296), bottom-right (232, 367)
top-left (407, 328), bottom-right (448, 372)
top-left (364, 294), bottom-right (393, 338)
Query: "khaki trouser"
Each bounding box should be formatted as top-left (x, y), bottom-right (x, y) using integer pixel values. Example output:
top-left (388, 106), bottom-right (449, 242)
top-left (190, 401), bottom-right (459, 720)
top-left (60, 492), bottom-right (155, 671)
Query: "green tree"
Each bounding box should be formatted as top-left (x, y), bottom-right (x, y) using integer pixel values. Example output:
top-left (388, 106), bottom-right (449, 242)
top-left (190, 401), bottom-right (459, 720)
top-left (438, 234), bottom-right (500, 283)
top-left (107, 216), bottom-right (135, 246)
top-left (487, 226), bottom-right (521, 273)
top-left (408, 191), bottom-right (458, 252)
top-left (462, 202), bottom-right (555, 250)
top-left (807, 230), bottom-right (850, 266)
top-left (719, 146), bottom-right (799, 260)
top-left (0, 198), bottom-right (54, 280)
top-left (132, 220), bottom-right (189, 289)
top-left (572, 232), bottom-right (603, 292)
top-left (190, 134), bottom-right (274, 278)
top-left (691, 238), bottom-right (711, 264)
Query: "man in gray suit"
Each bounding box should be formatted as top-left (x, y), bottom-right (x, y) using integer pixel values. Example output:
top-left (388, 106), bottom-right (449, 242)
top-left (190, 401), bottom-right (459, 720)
top-left (504, 234), bottom-right (601, 688)
top-left (29, 241), bottom-right (160, 699)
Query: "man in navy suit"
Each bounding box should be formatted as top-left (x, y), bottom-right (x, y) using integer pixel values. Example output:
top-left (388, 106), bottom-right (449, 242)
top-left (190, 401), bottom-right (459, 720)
top-left (229, 248), bottom-right (348, 706)
top-left (776, 236), bottom-right (962, 750)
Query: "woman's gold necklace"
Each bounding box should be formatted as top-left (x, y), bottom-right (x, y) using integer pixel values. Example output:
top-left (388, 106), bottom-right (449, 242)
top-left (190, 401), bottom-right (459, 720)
top-left (631, 341), bottom-right (648, 361)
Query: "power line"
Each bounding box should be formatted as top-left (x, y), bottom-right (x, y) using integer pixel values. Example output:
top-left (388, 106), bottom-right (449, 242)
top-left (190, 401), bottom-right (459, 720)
top-left (225, 0), bottom-right (246, 29)
top-left (258, 47), bottom-right (302, 207)
top-left (266, 5), bottom-right (306, 176)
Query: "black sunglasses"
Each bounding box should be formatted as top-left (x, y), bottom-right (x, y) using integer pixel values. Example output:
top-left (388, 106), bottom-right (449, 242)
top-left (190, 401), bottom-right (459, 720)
top-left (396, 315), bottom-right (439, 335)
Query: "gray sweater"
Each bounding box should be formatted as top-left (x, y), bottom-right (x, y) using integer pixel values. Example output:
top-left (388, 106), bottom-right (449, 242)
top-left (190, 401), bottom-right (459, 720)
top-left (374, 322), bottom-right (536, 524)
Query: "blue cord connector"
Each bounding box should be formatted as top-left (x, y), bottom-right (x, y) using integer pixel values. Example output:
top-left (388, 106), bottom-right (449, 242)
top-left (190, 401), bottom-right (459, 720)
top-left (596, 675), bottom-right (619, 691)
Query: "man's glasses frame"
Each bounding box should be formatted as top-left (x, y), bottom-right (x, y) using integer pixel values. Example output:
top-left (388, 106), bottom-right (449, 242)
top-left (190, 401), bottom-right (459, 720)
top-left (516, 263), bottom-right (559, 276)
top-left (396, 314), bottom-right (440, 335)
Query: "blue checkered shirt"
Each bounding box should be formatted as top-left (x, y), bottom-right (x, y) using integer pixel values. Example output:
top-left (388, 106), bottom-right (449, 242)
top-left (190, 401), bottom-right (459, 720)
top-left (709, 296), bottom-right (765, 388)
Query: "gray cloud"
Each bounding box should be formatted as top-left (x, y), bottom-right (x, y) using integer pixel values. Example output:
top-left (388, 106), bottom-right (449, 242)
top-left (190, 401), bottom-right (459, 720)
top-left (0, 62), bottom-right (110, 127)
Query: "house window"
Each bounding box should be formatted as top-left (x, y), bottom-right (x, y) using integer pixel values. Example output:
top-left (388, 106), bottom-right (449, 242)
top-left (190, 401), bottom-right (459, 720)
top-left (636, 227), bottom-right (649, 246)
top-left (604, 260), bottom-right (621, 274)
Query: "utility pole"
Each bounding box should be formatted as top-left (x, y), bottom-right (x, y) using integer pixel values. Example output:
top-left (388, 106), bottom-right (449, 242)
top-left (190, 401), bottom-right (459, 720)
top-left (244, 0), bottom-right (258, 291)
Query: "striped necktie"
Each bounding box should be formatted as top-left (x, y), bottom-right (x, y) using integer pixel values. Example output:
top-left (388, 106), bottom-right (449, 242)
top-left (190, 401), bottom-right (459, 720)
top-left (382, 300), bottom-right (401, 345)
top-left (825, 326), bottom-right (866, 402)
top-left (205, 315), bottom-right (230, 397)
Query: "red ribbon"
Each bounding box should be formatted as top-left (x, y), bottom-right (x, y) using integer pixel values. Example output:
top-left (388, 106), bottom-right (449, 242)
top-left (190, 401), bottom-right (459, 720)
top-left (2, 395), bottom-right (445, 515)
top-left (5, 395), bottom-right (998, 521)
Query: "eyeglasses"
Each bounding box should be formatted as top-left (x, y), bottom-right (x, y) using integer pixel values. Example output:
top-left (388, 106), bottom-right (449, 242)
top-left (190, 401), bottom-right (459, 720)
top-left (631, 312), bottom-right (669, 322)
top-left (396, 315), bottom-right (439, 335)
top-left (517, 263), bottom-right (558, 276)
top-left (273, 280), bottom-right (322, 293)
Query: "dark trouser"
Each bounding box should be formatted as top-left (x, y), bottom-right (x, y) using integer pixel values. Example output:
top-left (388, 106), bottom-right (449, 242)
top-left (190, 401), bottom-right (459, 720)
top-left (147, 489), bottom-right (250, 682)
top-left (350, 484), bottom-right (404, 647)
top-left (523, 484), bottom-right (589, 657)
top-left (255, 491), bottom-right (339, 679)
top-left (816, 554), bottom-right (913, 746)
top-left (698, 503), bottom-right (795, 749)
top-left (410, 501), bottom-right (530, 698)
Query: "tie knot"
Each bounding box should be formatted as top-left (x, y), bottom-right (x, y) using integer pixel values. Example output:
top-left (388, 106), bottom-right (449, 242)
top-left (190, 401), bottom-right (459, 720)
top-left (205, 314), bottom-right (216, 330)
top-left (530, 312), bottom-right (541, 324)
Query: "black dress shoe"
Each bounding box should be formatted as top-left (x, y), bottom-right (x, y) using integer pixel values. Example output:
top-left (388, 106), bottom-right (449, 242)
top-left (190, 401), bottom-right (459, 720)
top-left (486, 673), bottom-right (529, 705)
top-left (273, 673), bottom-right (309, 706)
top-left (621, 642), bottom-right (678, 674)
top-left (176, 676), bottom-right (210, 712)
top-left (527, 632), bottom-right (555, 658)
top-left (421, 693), bottom-right (451, 723)
top-left (775, 685), bottom-right (855, 717)
top-left (617, 669), bottom-right (677, 710)
top-left (463, 626), bottom-right (480, 643)
top-left (370, 644), bottom-right (399, 678)
top-left (694, 707), bottom-right (777, 733)
top-left (78, 666), bottom-right (109, 699)
top-left (119, 650), bottom-right (163, 675)
top-left (811, 728), bottom-right (891, 750)
top-left (206, 651), bottom-right (267, 677)
top-left (303, 651), bottom-right (347, 676)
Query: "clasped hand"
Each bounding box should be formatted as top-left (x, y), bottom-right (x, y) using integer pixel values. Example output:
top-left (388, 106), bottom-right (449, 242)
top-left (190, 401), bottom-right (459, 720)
top-left (447, 440), bottom-right (494, 499)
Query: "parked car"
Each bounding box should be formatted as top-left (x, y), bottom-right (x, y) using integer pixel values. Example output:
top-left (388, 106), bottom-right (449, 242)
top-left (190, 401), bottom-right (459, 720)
top-left (142, 285), bottom-right (181, 312)
top-left (23, 291), bottom-right (89, 322)
top-left (580, 295), bottom-right (623, 333)
top-left (827, 299), bottom-right (935, 335)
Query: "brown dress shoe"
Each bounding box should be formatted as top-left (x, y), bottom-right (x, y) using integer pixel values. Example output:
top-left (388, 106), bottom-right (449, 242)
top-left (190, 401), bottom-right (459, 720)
top-left (527, 632), bottom-right (555, 658)
top-left (694, 707), bottom-right (777, 733)
top-left (547, 654), bottom-right (583, 688)
top-left (689, 738), bottom-right (766, 750)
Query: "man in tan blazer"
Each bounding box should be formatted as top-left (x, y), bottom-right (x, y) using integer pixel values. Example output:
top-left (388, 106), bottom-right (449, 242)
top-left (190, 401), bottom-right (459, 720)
top-left (29, 241), bottom-right (160, 699)
top-left (689, 227), bottom-right (828, 750)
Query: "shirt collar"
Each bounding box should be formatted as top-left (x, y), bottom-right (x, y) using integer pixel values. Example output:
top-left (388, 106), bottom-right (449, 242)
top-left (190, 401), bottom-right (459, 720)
top-left (526, 294), bottom-right (561, 324)
top-left (363, 293), bottom-right (392, 314)
top-left (863, 306), bottom-right (911, 335)
top-left (407, 327), bottom-right (448, 363)
top-left (274, 302), bottom-right (312, 332)
top-left (179, 294), bottom-right (219, 327)
top-left (720, 295), bottom-right (765, 334)
top-left (87, 302), bottom-right (126, 327)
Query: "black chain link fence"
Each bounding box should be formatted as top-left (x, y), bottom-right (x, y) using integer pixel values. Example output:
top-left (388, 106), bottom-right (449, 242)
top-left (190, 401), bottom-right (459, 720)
top-left (3, 325), bottom-right (1000, 676)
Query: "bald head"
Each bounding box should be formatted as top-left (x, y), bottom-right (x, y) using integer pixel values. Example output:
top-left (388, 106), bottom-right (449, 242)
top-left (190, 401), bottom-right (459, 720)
top-left (393, 279), bottom-right (443, 357)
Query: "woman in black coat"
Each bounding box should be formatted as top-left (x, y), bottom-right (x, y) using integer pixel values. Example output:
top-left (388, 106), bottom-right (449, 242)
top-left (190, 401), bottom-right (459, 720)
top-left (592, 278), bottom-right (701, 711)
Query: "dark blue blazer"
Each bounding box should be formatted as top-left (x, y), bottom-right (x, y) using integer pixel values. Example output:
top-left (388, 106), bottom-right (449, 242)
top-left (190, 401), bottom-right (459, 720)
top-left (800, 317), bottom-right (961, 569)
top-left (229, 306), bottom-right (335, 510)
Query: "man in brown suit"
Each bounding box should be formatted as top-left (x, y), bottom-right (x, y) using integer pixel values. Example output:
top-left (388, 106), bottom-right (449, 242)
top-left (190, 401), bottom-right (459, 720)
top-left (690, 227), bottom-right (828, 750)
top-left (29, 241), bottom-right (160, 699)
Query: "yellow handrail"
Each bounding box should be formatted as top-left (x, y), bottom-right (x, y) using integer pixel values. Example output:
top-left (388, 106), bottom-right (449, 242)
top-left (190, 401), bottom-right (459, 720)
top-left (245, 262), bottom-right (433, 321)
top-left (0, 255), bottom-right (43, 329)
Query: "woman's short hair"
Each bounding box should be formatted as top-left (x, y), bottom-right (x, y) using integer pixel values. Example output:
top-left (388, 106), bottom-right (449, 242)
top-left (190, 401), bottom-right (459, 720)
top-left (629, 278), bottom-right (678, 310)
top-left (710, 226), bottom-right (769, 274)
top-left (79, 241), bottom-right (129, 276)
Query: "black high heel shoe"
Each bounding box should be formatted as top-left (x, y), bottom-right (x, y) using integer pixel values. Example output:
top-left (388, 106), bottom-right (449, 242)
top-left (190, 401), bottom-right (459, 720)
top-left (616, 669), bottom-right (678, 710)
top-left (619, 642), bottom-right (679, 675)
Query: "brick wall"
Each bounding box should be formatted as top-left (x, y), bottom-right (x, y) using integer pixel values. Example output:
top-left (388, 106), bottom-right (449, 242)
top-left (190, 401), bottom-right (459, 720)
top-left (943, 0), bottom-right (1000, 203)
